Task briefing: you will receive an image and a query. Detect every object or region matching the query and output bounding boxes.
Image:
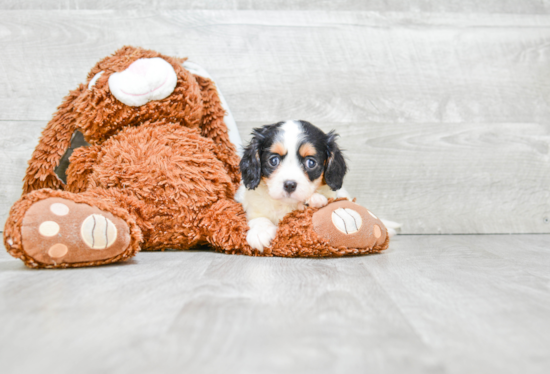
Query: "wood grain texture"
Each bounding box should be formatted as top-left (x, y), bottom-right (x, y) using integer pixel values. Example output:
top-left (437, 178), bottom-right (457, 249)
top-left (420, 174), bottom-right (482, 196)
top-left (2, 0), bottom-right (550, 13)
top-left (0, 11), bottom-right (549, 124)
top-left (1, 235), bottom-right (550, 374)
top-left (364, 234), bottom-right (550, 374)
top-left (1, 10), bottom-right (549, 234)
top-left (0, 121), bottom-right (42, 230)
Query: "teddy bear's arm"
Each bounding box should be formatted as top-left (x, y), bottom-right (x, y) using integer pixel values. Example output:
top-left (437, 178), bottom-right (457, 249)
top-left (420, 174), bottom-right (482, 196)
top-left (22, 86), bottom-right (85, 195)
top-left (65, 144), bottom-right (102, 193)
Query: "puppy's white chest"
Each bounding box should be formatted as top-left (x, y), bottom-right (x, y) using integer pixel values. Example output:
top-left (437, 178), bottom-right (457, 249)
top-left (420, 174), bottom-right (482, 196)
top-left (270, 200), bottom-right (300, 223)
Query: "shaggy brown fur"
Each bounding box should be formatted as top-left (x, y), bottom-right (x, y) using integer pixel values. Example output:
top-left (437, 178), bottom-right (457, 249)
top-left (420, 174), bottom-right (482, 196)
top-left (4, 46), bottom-right (388, 269)
top-left (22, 46), bottom-right (239, 193)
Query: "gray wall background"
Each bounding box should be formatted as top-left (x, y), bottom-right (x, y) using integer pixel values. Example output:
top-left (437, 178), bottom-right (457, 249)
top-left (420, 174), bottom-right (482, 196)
top-left (1, 1), bottom-right (549, 234)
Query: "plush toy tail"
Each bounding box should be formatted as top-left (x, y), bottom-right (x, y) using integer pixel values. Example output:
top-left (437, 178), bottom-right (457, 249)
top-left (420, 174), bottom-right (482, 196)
top-left (380, 219), bottom-right (402, 237)
top-left (22, 85), bottom-right (86, 195)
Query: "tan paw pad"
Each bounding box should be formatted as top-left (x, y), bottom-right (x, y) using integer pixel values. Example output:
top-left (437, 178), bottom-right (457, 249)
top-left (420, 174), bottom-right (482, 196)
top-left (332, 208), bottom-right (362, 234)
top-left (373, 224), bottom-right (382, 239)
top-left (50, 202), bottom-right (69, 216)
top-left (21, 197), bottom-right (131, 265)
top-left (313, 200), bottom-right (387, 249)
top-left (48, 243), bottom-right (68, 258)
top-left (38, 221), bottom-right (60, 237)
top-left (81, 214), bottom-right (118, 250)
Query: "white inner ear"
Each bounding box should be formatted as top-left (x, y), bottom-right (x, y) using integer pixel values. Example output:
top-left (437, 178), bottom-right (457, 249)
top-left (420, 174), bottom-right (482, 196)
top-left (183, 60), bottom-right (243, 157)
top-left (108, 58), bottom-right (177, 107)
top-left (88, 71), bottom-right (104, 90)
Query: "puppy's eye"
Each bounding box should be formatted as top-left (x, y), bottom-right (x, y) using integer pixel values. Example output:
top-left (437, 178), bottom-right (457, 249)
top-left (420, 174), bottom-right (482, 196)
top-left (269, 155), bottom-right (280, 167)
top-left (305, 158), bottom-right (317, 169)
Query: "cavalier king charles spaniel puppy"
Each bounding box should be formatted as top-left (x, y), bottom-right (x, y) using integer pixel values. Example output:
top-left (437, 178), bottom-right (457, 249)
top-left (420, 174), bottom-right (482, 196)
top-left (236, 120), bottom-right (351, 252)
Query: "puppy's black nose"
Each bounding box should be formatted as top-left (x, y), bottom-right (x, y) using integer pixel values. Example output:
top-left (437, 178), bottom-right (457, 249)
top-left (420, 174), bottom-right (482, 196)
top-left (283, 180), bottom-right (297, 193)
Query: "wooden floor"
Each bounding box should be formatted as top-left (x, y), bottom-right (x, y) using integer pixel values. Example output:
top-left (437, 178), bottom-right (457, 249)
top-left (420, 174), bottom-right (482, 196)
top-left (2, 2), bottom-right (550, 373)
top-left (1, 235), bottom-right (549, 374)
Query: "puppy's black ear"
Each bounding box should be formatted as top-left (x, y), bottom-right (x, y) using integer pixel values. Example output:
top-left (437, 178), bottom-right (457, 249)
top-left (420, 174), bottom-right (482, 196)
top-left (324, 131), bottom-right (347, 191)
top-left (240, 129), bottom-right (264, 190)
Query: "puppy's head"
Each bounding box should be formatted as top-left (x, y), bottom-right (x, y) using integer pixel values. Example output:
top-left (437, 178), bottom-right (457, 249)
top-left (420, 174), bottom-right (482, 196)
top-left (240, 120), bottom-right (347, 203)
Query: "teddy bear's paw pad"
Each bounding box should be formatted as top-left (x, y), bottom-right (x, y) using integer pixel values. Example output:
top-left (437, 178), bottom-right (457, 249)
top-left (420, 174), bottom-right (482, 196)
top-left (332, 208), bottom-right (362, 234)
top-left (21, 198), bottom-right (131, 265)
top-left (312, 200), bottom-right (387, 249)
top-left (80, 214), bottom-right (118, 249)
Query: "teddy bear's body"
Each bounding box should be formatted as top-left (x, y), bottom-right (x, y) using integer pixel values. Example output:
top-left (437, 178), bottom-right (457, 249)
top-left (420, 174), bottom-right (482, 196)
top-left (67, 122), bottom-right (242, 250)
top-left (3, 47), bottom-right (389, 269)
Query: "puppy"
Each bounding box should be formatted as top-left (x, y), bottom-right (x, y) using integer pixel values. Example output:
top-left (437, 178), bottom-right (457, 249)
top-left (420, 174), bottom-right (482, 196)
top-left (236, 120), bottom-right (350, 252)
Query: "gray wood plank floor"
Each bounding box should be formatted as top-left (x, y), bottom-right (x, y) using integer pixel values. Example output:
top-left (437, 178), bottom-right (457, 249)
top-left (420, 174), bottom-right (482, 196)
top-left (1, 235), bottom-right (549, 374)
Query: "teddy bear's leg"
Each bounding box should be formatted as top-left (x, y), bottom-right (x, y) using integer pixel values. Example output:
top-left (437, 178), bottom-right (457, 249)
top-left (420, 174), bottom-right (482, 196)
top-left (197, 199), bottom-right (389, 258)
top-left (197, 199), bottom-right (254, 255)
top-left (3, 189), bottom-right (142, 268)
top-left (266, 200), bottom-right (390, 258)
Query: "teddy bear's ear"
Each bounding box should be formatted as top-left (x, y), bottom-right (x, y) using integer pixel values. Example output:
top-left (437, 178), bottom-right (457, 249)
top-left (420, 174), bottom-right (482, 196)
top-left (239, 129), bottom-right (264, 190)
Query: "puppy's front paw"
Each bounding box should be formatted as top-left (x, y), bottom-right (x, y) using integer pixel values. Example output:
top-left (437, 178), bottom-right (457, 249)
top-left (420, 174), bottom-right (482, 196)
top-left (246, 217), bottom-right (277, 253)
top-left (307, 193), bottom-right (328, 208)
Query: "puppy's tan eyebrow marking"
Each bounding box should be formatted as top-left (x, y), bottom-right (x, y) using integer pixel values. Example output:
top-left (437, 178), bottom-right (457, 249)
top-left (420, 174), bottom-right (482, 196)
top-left (299, 143), bottom-right (317, 158)
top-left (270, 142), bottom-right (287, 155)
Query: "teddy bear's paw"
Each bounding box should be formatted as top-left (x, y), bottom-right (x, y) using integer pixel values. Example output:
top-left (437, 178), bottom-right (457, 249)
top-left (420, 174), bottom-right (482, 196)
top-left (312, 200), bottom-right (387, 250)
top-left (20, 198), bottom-right (131, 266)
top-left (246, 217), bottom-right (277, 253)
top-left (307, 193), bottom-right (328, 208)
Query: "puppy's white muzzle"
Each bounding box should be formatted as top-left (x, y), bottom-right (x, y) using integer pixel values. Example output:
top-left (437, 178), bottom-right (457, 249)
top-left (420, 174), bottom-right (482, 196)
top-left (108, 57), bottom-right (178, 106)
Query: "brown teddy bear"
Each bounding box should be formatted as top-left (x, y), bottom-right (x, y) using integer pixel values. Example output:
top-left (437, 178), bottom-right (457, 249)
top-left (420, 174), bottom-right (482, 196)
top-left (3, 46), bottom-right (389, 269)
